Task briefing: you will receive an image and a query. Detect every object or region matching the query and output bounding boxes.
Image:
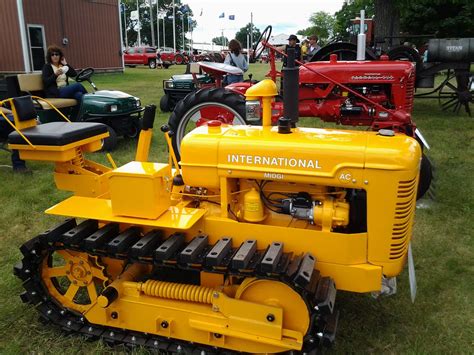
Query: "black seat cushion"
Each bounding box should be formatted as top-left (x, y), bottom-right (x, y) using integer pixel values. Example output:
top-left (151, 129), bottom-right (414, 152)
top-left (13, 95), bottom-right (37, 121)
top-left (8, 122), bottom-right (108, 146)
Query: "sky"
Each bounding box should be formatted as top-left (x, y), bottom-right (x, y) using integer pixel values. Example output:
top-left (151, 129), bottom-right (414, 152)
top-left (183, 0), bottom-right (346, 43)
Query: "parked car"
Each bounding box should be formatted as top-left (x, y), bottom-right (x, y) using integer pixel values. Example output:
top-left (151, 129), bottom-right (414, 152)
top-left (124, 46), bottom-right (159, 69)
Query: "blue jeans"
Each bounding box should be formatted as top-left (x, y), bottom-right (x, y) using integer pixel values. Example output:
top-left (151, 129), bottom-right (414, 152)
top-left (225, 74), bottom-right (244, 85)
top-left (0, 113), bottom-right (26, 169)
top-left (58, 83), bottom-right (87, 101)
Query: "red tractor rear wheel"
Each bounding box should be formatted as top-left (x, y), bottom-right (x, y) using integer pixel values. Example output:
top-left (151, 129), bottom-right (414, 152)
top-left (175, 54), bottom-right (185, 65)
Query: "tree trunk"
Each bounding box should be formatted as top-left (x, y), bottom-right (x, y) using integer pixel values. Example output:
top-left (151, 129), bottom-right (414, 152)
top-left (374, 0), bottom-right (400, 52)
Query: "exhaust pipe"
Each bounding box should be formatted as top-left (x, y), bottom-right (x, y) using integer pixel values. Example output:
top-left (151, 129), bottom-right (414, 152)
top-left (281, 47), bottom-right (299, 128)
top-left (356, 9), bottom-right (366, 61)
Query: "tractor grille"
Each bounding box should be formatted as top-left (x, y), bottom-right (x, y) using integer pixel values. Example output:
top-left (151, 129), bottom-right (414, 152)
top-left (174, 82), bottom-right (194, 90)
top-left (404, 73), bottom-right (415, 113)
top-left (390, 178), bottom-right (417, 259)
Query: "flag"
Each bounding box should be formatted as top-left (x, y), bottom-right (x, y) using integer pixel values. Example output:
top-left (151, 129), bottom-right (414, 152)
top-left (229, 15), bottom-right (235, 20)
top-left (219, 12), bottom-right (224, 18)
top-left (200, 8), bottom-right (203, 16)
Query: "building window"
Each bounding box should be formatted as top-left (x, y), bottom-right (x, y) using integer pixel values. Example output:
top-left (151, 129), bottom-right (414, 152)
top-left (27, 25), bottom-right (46, 71)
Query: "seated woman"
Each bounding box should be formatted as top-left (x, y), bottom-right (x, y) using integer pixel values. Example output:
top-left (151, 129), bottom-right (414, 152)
top-left (224, 39), bottom-right (249, 84)
top-left (42, 45), bottom-right (87, 101)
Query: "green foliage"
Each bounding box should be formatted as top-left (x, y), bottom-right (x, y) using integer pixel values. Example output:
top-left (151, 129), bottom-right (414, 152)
top-left (212, 36), bottom-right (229, 46)
top-left (333, 0), bottom-right (374, 39)
top-left (399, 0), bottom-right (474, 37)
top-left (297, 11), bottom-right (336, 45)
top-left (235, 23), bottom-right (261, 48)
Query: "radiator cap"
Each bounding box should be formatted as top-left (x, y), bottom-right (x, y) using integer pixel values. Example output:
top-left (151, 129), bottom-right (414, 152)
top-left (378, 129), bottom-right (395, 137)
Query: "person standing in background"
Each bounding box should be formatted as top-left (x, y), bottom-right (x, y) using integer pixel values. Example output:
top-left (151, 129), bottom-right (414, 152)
top-left (224, 39), bottom-right (249, 84)
top-left (306, 35), bottom-right (321, 61)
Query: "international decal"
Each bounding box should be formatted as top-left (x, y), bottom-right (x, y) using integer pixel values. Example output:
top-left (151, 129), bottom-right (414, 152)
top-left (227, 154), bottom-right (322, 169)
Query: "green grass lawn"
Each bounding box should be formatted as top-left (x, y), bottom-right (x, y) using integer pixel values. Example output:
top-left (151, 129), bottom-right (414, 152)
top-left (0, 64), bottom-right (473, 353)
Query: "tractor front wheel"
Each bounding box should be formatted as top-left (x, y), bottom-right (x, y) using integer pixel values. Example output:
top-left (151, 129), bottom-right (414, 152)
top-left (168, 88), bottom-right (246, 161)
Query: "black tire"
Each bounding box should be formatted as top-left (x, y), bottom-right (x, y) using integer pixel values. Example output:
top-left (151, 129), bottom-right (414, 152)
top-left (102, 126), bottom-right (118, 151)
top-left (148, 59), bottom-right (157, 69)
top-left (387, 45), bottom-right (423, 77)
top-left (160, 94), bottom-right (171, 112)
top-left (310, 42), bottom-right (377, 62)
top-left (163, 64), bottom-right (170, 69)
top-left (175, 54), bottom-right (185, 65)
top-left (124, 117), bottom-right (141, 139)
top-left (417, 153), bottom-right (433, 200)
top-left (168, 88), bottom-right (246, 161)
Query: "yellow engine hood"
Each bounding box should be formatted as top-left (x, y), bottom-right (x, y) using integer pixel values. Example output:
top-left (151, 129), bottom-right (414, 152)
top-left (180, 125), bottom-right (420, 188)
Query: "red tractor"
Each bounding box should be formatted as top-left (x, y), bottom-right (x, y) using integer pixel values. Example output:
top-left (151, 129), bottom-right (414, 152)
top-left (168, 26), bottom-right (432, 198)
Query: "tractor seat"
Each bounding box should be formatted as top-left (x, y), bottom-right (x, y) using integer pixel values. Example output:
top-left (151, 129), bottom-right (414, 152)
top-left (8, 121), bottom-right (108, 146)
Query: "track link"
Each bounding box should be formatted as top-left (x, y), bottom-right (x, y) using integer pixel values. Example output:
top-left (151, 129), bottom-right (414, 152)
top-left (14, 218), bottom-right (339, 353)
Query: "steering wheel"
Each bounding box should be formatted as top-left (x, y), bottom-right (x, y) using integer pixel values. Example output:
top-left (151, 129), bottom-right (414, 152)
top-left (75, 67), bottom-right (95, 82)
top-left (253, 25), bottom-right (272, 61)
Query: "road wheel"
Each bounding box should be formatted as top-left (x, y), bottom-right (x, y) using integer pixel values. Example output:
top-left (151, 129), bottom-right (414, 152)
top-left (102, 125), bottom-right (118, 151)
top-left (175, 54), bottom-right (184, 65)
top-left (168, 88), bottom-right (246, 161)
top-left (148, 59), bottom-right (157, 69)
top-left (160, 94), bottom-right (171, 112)
top-left (124, 117), bottom-right (141, 139)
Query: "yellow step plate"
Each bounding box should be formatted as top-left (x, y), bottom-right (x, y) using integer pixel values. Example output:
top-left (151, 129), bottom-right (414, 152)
top-left (46, 196), bottom-right (205, 229)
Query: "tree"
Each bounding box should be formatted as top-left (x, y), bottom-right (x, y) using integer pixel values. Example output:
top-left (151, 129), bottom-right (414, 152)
top-left (235, 23), bottom-right (261, 48)
top-left (121, 0), bottom-right (195, 50)
top-left (212, 36), bottom-right (229, 46)
top-left (399, 0), bottom-right (474, 38)
top-left (374, 0), bottom-right (400, 51)
top-left (297, 11), bottom-right (336, 45)
top-left (333, 0), bottom-right (374, 39)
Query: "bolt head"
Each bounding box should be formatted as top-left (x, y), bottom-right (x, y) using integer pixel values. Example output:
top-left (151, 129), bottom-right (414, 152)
top-left (212, 292), bottom-right (219, 298)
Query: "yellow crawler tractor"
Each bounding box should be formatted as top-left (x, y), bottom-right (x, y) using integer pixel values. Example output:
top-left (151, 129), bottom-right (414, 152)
top-left (8, 56), bottom-right (420, 353)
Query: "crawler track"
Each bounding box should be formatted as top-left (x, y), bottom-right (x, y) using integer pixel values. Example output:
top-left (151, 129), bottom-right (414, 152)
top-left (14, 218), bottom-right (338, 353)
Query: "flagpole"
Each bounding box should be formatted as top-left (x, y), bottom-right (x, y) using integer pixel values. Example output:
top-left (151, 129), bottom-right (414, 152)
top-left (149, 0), bottom-right (155, 46)
top-left (136, 0), bottom-right (141, 46)
top-left (250, 12), bottom-right (253, 47)
top-left (172, 0), bottom-right (176, 52)
top-left (122, 2), bottom-right (128, 48)
top-left (156, 0), bottom-right (160, 49)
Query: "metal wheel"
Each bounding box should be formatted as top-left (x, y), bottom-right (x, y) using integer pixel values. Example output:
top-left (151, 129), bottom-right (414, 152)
top-left (168, 88), bottom-right (246, 161)
top-left (41, 249), bottom-right (108, 313)
top-left (438, 71), bottom-right (473, 115)
top-left (235, 278), bottom-right (310, 337)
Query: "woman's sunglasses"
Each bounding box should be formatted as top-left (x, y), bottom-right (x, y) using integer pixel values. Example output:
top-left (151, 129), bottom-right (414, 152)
top-left (51, 52), bottom-right (61, 57)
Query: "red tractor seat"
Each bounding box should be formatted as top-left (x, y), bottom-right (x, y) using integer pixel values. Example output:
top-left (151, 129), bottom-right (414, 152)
top-left (8, 121), bottom-right (108, 146)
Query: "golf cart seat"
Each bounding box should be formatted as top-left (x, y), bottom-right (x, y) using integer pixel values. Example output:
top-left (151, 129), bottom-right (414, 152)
top-left (6, 95), bottom-right (108, 162)
top-left (15, 73), bottom-right (77, 109)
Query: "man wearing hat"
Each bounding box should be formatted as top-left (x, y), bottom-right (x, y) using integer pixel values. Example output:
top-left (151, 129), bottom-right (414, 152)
top-left (283, 34), bottom-right (302, 67)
